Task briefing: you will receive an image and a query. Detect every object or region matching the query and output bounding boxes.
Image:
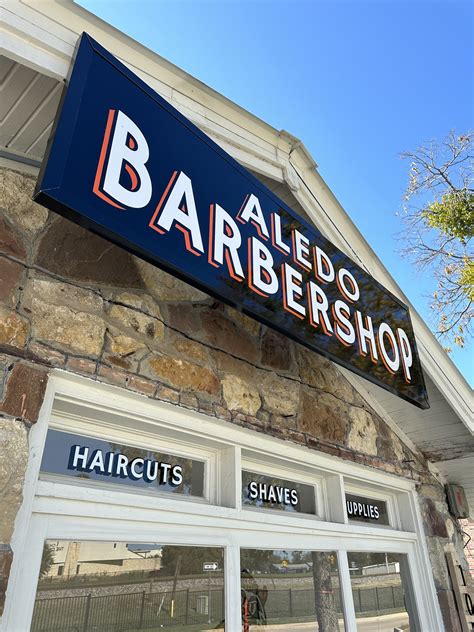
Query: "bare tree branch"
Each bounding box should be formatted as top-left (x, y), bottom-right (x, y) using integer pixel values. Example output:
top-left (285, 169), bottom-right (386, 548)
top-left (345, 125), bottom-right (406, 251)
top-left (398, 130), bottom-right (473, 349)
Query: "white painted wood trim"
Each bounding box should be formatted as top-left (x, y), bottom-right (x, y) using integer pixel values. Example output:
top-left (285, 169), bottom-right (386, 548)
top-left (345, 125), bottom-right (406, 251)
top-left (2, 371), bottom-right (445, 632)
top-left (337, 549), bottom-right (357, 631)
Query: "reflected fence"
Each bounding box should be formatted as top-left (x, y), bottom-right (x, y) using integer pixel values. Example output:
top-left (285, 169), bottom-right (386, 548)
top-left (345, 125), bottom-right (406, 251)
top-left (31, 585), bottom-right (407, 631)
top-left (32, 588), bottom-right (225, 632)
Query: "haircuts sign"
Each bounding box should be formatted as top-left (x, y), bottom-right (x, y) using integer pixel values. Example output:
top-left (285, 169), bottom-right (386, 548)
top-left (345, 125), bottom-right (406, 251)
top-left (35, 34), bottom-right (429, 409)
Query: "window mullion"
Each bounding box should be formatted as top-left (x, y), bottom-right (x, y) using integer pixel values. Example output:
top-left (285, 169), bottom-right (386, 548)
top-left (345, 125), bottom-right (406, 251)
top-left (224, 544), bottom-right (241, 630)
top-left (337, 550), bottom-right (357, 631)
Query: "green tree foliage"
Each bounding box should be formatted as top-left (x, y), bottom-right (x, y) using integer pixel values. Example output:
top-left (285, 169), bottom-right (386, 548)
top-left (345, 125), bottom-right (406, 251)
top-left (40, 543), bottom-right (55, 577)
top-left (160, 546), bottom-right (224, 576)
top-left (400, 131), bottom-right (473, 348)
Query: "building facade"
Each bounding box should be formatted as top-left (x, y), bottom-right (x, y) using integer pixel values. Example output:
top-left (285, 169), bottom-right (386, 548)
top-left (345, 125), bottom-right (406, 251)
top-left (0, 2), bottom-right (473, 631)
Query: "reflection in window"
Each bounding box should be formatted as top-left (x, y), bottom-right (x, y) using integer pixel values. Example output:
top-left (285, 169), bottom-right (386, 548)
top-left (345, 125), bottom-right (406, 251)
top-left (242, 470), bottom-right (316, 515)
top-left (348, 552), bottom-right (419, 631)
top-left (32, 540), bottom-right (224, 631)
top-left (240, 549), bottom-right (344, 631)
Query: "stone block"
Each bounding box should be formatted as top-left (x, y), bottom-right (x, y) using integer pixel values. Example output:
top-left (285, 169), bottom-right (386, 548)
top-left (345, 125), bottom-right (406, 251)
top-left (422, 498), bottom-right (449, 539)
top-left (108, 304), bottom-right (164, 341)
top-left (97, 365), bottom-right (129, 387)
top-left (297, 346), bottom-right (331, 390)
top-left (259, 372), bottom-right (300, 416)
top-left (0, 217), bottom-right (26, 260)
top-left (1, 363), bottom-right (48, 423)
top-left (0, 307), bottom-right (28, 349)
top-left (35, 217), bottom-right (145, 288)
top-left (179, 392), bottom-right (198, 409)
top-left (0, 544), bottom-right (13, 616)
top-left (198, 399), bottom-right (215, 415)
top-left (0, 257), bottom-right (24, 305)
top-left (166, 304), bottom-right (201, 337)
top-left (170, 333), bottom-right (209, 363)
top-left (261, 328), bottom-right (293, 372)
top-left (426, 538), bottom-right (451, 590)
top-left (225, 306), bottom-right (260, 337)
top-left (156, 385), bottom-right (180, 404)
top-left (199, 309), bottom-right (260, 363)
top-left (23, 277), bottom-right (103, 312)
top-left (215, 351), bottom-right (256, 383)
top-left (222, 375), bottom-right (261, 416)
top-left (142, 355), bottom-right (219, 397)
top-left (213, 404), bottom-right (232, 421)
top-left (112, 292), bottom-right (161, 319)
top-left (418, 483), bottom-right (446, 503)
top-left (305, 435), bottom-right (341, 458)
top-left (268, 424), bottom-right (306, 446)
top-left (297, 346), bottom-right (360, 404)
top-left (298, 390), bottom-right (349, 444)
top-left (0, 418), bottom-right (28, 542)
top-left (347, 407), bottom-right (378, 455)
top-left (106, 331), bottom-right (146, 357)
top-left (66, 357), bottom-right (97, 375)
top-left (104, 354), bottom-right (134, 371)
top-left (30, 301), bottom-right (105, 357)
top-left (29, 342), bottom-right (66, 367)
top-left (0, 168), bottom-right (48, 234)
top-left (134, 258), bottom-right (209, 301)
top-left (128, 376), bottom-right (156, 396)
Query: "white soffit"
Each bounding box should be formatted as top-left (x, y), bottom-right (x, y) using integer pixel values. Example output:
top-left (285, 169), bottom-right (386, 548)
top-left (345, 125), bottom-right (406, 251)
top-left (0, 55), bottom-right (62, 165)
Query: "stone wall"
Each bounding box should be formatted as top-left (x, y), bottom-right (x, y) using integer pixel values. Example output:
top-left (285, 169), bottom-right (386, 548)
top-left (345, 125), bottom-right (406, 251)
top-left (0, 166), bottom-right (466, 629)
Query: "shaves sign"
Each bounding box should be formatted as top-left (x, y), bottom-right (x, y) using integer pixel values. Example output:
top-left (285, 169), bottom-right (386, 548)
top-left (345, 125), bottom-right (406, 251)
top-left (35, 33), bottom-right (429, 408)
top-left (247, 480), bottom-right (299, 506)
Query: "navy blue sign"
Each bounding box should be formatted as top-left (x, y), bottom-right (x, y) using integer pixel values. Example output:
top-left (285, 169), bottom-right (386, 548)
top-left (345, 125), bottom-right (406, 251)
top-left (35, 34), bottom-right (428, 408)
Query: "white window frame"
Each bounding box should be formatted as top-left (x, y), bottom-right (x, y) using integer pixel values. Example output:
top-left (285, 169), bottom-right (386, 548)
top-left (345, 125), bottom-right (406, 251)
top-left (42, 419), bottom-right (215, 505)
top-left (2, 370), bottom-right (444, 632)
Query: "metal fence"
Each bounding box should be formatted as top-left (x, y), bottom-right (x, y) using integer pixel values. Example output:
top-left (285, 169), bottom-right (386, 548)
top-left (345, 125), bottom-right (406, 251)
top-left (32, 588), bottom-right (225, 632)
top-left (31, 584), bottom-right (406, 631)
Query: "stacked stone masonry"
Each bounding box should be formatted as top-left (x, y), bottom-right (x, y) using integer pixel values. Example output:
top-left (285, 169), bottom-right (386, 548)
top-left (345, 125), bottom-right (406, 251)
top-left (0, 167), bottom-right (467, 628)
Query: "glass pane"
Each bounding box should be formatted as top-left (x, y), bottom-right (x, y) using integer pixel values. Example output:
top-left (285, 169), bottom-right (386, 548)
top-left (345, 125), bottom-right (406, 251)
top-left (242, 470), bottom-right (316, 515)
top-left (32, 540), bottom-right (225, 631)
top-left (240, 548), bottom-right (344, 631)
top-left (41, 429), bottom-right (205, 497)
top-left (346, 494), bottom-right (389, 526)
top-left (348, 552), bottom-right (419, 631)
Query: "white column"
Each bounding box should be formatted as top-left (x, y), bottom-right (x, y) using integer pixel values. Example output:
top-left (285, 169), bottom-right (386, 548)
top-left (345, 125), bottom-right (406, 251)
top-left (225, 544), bottom-right (241, 630)
top-left (337, 550), bottom-right (357, 631)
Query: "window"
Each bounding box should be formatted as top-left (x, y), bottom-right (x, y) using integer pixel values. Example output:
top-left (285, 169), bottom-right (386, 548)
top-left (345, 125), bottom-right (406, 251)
top-left (3, 375), bottom-right (440, 631)
top-left (242, 470), bottom-right (316, 515)
top-left (345, 493), bottom-right (389, 526)
top-left (40, 429), bottom-right (206, 498)
top-left (240, 548), bottom-right (344, 631)
top-left (348, 552), bottom-right (419, 631)
top-left (32, 540), bottom-right (225, 631)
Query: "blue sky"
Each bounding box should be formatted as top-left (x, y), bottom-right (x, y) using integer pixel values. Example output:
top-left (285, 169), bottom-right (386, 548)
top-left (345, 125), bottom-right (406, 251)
top-left (79, 0), bottom-right (473, 385)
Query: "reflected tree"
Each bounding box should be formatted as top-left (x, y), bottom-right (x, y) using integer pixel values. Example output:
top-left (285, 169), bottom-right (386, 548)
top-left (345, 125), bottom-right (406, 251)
top-left (40, 543), bottom-right (55, 577)
top-left (311, 552), bottom-right (339, 632)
